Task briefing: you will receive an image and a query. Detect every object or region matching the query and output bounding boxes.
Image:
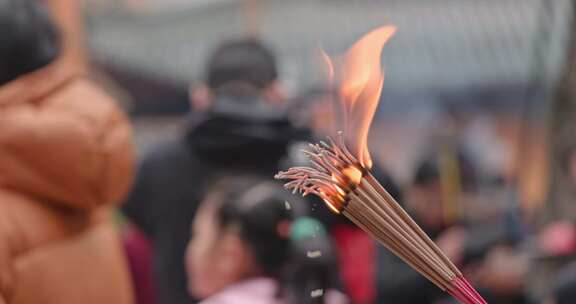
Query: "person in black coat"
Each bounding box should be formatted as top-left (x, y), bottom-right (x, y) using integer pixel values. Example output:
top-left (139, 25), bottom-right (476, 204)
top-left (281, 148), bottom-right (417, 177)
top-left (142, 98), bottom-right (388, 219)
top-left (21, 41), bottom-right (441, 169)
top-left (375, 149), bottom-right (477, 304)
top-left (122, 39), bottom-right (303, 304)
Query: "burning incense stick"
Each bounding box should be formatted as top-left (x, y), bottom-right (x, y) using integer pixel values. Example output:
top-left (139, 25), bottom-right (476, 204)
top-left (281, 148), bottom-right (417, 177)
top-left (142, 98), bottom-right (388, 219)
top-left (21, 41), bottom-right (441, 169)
top-left (275, 26), bottom-right (487, 304)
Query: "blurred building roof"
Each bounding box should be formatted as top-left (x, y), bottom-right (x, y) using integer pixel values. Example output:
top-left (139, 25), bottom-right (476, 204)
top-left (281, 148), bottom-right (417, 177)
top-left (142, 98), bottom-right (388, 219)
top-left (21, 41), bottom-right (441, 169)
top-left (86, 0), bottom-right (571, 100)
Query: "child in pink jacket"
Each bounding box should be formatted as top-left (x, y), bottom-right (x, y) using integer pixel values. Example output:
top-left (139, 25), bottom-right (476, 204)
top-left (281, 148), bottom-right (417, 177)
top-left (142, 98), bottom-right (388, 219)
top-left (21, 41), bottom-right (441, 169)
top-left (185, 176), bottom-right (348, 304)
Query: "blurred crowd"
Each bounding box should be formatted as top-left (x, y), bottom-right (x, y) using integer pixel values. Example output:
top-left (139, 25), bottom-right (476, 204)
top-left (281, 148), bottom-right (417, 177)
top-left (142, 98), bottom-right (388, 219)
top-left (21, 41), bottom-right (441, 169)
top-left (2, 1), bottom-right (576, 304)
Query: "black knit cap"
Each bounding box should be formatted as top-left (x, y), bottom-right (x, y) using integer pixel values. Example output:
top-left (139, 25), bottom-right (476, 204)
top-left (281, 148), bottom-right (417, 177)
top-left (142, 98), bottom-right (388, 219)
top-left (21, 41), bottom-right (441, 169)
top-left (206, 38), bottom-right (278, 91)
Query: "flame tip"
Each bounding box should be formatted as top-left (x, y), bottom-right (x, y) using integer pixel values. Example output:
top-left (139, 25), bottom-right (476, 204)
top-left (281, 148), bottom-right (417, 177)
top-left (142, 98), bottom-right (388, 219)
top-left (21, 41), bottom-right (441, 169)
top-left (329, 24), bottom-right (395, 169)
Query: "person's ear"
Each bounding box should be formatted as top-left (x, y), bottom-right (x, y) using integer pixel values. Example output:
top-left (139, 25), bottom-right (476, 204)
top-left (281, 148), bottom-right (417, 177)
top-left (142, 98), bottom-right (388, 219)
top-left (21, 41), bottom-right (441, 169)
top-left (189, 84), bottom-right (213, 111)
top-left (263, 81), bottom-right (286, 106)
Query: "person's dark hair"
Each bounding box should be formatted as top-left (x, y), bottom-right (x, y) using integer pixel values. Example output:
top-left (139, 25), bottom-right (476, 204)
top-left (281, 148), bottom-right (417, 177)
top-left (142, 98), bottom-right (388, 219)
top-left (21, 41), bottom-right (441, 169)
top-left (413, 148), bottom-right (478, 192)
top-left (206, 39), bottom-right (278, 91)
top-left (208, 176), bottom-right (340, 304)
top-left (214, 177), bottom-right (293, 278)
top-left (0, 0), bottom-right (61, 85)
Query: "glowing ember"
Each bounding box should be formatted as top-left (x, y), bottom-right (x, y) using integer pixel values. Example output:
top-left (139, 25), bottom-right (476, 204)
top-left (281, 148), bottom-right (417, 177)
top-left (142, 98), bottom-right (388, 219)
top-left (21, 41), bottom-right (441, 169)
top-left (279, 135), bottom-right (361, 214)
top-left (342, 166), bottom-right (362, 185)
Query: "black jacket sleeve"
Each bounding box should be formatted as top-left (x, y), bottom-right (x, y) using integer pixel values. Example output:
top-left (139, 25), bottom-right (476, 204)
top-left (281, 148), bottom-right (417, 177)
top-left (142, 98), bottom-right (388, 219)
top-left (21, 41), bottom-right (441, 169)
top-left (375, 246), bottom-right (444, 303)
top-left (122, 155), bottom-right (159, 236)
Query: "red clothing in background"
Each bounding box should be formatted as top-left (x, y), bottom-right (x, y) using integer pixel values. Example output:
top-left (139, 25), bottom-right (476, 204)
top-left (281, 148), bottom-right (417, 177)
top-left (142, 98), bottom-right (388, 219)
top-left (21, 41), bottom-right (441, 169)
top-left (332, 224), bottom-right (376, 304)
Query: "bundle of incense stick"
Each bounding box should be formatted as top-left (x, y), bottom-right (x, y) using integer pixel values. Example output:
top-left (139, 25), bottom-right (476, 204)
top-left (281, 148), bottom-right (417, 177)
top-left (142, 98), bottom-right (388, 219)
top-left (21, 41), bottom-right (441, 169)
top-left (275, 134), bottom-right (487, 304)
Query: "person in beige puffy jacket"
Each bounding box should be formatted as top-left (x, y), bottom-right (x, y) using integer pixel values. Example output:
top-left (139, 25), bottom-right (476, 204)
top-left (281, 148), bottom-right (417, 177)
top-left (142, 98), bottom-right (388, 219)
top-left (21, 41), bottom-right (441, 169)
top-left (0, 1), bottom-right (135, 303)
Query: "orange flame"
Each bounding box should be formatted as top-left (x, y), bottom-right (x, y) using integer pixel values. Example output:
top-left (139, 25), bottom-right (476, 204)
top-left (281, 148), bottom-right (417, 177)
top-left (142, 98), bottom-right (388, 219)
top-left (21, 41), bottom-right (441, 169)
top-left (324, 26), bottom-right (396, 169)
